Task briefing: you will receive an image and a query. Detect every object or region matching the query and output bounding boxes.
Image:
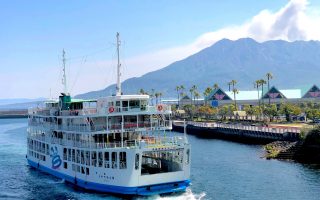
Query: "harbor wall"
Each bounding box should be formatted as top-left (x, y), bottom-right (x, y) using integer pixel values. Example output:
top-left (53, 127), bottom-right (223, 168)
top-left (173, 122), bottom-right (301, 144)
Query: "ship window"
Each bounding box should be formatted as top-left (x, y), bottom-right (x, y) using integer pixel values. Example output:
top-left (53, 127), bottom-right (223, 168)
top-left (98, 152), bottom-right (103, 167)
top-left (46, 144), bottom-right (49, 155)
top-left (122, 101), bottom-right (128, 107)
top-left (63, 148), bottom-right (67, 160)
top-left (91, 151), bottom-right (97, 167)
top-left (116, 101), bottom-right (120, 107)
top-left (135, 153), bottom-right (139, 170)
top-left (81, 150), bottom-right (85, 165)
top-left (77, 165), bottom-right (80, 172)
top-left (76, 150), bottom-right (80, 163)
top-left (86, 167), bottom-right (90, 175)
top-left (85, 151), bottom-right (90, 166)
top-left (112, 152), bottom-right (117, 169)
top-left (67, 149), bottom-right (71, 161)
top-left (81, 166), bottom-right (85, 174)
top-left (72, 149), bottom-right (75, 162)
top-left (129, 100), bottom-right (140, 108)
top-left (64, 162), bottom-right (68, 169)
top-left (119, 152), bottom-right (127, 169)
top-left (104, 152), bottom-right (110, 168)
top-left (72, 164), bottom-right (75, 171)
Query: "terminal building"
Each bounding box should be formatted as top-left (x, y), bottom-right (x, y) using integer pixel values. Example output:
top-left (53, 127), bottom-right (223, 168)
top-left (205, 85), bottom-right (320, 109)
top-left (170, 85), bottom-right (320, 109)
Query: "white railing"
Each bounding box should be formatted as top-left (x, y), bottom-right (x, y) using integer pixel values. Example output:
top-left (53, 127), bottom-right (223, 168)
top-left (187, 122), bottom-right (300, 134)
top-left (28, 120), bottom-right (172, 133)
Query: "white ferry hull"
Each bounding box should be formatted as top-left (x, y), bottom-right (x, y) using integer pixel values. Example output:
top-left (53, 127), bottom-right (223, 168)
top-left (27, 158), bottom-right (190, 195)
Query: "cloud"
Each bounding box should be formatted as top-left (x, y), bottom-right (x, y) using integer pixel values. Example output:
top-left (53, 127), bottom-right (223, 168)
top-left (121, 0), bottom-right (320, 80)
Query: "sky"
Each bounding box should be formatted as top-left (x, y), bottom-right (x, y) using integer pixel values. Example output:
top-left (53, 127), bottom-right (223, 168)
top-left (1, 0), bottom-right (320, 99)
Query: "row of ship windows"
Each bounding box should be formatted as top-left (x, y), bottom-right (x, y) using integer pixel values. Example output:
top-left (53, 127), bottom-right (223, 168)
top-left (63, 148), bottom-right (130, 170)
top-left (28, 150), bottom-right (46, 161)
top-left (27, 139), bottom-right (50, 156)
top-left (27, 139), bottom-right (140, 170)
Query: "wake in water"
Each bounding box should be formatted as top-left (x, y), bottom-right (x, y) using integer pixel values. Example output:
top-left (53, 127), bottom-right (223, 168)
top-left (140, 188), bottom-right (206, 200)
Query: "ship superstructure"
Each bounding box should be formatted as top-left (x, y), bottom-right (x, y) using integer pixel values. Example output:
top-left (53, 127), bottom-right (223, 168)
top-left (26, 33), bottom-right (190, 196)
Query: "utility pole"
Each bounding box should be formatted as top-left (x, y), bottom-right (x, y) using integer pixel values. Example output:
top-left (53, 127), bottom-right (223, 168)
top-left (116, 32), bottom-right (121, 96)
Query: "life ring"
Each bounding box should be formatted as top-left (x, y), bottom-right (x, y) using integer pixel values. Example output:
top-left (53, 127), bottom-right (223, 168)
top-left (157, 104), bottom-right (163, 111)
top-left (108, 107), bottom-right (115, 113)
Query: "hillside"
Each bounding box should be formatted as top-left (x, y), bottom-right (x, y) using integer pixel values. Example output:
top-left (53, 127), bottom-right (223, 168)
top-left (76, 38), bottom-right (320, 99)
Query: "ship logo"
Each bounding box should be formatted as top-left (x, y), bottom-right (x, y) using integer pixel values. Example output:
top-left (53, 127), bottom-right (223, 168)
top-left (50, 146), bottom-right (62, 169)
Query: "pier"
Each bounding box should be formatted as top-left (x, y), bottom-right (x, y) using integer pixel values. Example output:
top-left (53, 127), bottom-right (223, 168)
top-left (173, 121), bottom-right (301, 144)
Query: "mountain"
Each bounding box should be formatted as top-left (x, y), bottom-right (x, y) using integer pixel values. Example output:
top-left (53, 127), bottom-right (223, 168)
top-left (76, 38), bottom-right (320, 99)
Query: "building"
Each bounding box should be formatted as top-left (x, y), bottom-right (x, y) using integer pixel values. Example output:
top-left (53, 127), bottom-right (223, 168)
top-left (204, 85), bottom-right (320, 109)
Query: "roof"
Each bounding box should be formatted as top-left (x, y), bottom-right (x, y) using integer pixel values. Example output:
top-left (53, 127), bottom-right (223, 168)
top-left (207, 87), bottom-right (232, 100)
top-left (262, 86), bottom-right (287, 99)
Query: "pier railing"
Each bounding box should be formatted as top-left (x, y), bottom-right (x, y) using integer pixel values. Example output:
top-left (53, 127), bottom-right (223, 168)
top-left (187, 122), bottom-right (300, 134)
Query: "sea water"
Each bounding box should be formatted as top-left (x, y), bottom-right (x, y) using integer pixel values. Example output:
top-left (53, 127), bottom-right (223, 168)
top-left (1, 118), bottom-right (319, 200)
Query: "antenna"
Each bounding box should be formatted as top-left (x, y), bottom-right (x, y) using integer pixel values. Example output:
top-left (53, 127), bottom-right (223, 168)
top-left (62, 49), bottom-right (68, 94)
top-left (116, 32), bottom-right (121, 96)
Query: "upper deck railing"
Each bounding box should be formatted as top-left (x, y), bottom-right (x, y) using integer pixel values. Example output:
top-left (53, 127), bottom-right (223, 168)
top-left (28, 120), bottom-right (172, 133)
top-left (28, 104), bottom-right (171, 117)
top-left (27, 130), bottom-right (186, 150)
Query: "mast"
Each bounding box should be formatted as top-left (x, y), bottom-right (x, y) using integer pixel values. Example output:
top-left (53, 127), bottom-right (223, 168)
top-left (116, 32), bottom-right (121, 96)
top-left (62, 49), bottom-right (68, 94)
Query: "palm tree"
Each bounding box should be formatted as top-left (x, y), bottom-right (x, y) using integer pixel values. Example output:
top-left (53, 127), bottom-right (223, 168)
top-left (155, 93), bottom-right (159, 104)
top-left (203, 87), bottom-right (213, 105)
top-left (213, 83), bottom-right (219, 90)
top-left (255, 80), bottom-right (261, 112)
top-left (228, 82), bottom-right (232, 91)
top-left (139, 88), bottom-right (145, 95)
top-left (190, 85), bottom-right (197, 105)
top-left (175, 86), bottom-right (180, 108)
top-left (159, 92), bottom-right (163, 103)
top-left (232, 88), bottom-right (239, 110)
top-left (259, 79), bottom-right (267, 107)
top-left (189, 88), bottom-right (194, 106)
top-left (231, 80), bottom-right (237, 91)
top-left (266, 72), bottom-right (273, 104)
top-left (194, 91), bottom-right (200, 106)
top-left (150, 89), bottom-right (155, 105)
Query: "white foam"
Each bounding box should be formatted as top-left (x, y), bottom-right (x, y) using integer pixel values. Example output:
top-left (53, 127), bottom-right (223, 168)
top-left (155, 188), bottom-right (206, 200)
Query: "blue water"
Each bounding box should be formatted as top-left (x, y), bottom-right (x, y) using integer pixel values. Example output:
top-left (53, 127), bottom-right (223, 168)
top-left (1, 118), bottom-right (320, 200)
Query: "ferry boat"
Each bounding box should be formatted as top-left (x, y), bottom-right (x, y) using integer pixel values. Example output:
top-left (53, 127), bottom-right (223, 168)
top-left (26, 33), bottom-right (191, 196)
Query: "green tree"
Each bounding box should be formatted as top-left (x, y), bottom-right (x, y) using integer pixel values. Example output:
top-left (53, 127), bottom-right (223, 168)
top-left (213, 83), bottom-right (219, 90)
top-left (280, 103), bottom-right (302, 122)
top-left (231, 80), bottom-right (237, 91)
top-left (194, 91), bottom-right (200, 106)
top-left (266, 72), bottom-right (273, 104)
top-left (259, 79), bottom-right (267, 107)
top-left (175, 86), bottom-right (181, 108)
top-left (263, 104), bottom-right (278, 122)
top-left (139, 88), bottom-right (145, 95)
top-left (232, 88), bottom-right (239, 110)
top-left (203, 87), bottom-right (213, 105)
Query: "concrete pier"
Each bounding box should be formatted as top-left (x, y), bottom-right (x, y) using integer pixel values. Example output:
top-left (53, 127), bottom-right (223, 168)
top-left (173, 121), bottom-right (301, 144)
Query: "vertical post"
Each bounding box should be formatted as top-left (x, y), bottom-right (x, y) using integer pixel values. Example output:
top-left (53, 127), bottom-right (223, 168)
top-left (121, 116), bottom-right (124, 148)
top-left (184, 119), bottom-right (187, 143)
top-left (116, 32), bottom-right (121, 96)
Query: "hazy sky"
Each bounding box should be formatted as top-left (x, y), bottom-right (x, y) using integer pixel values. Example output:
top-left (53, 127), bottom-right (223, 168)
top-left (1, 0), bottom-right (320, 99)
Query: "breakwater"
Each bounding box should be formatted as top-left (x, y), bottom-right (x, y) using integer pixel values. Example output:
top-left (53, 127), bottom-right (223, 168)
top-left (173, 121), bottom-right (301, 144)
top-left (0, 109), bottom-right (28, 119)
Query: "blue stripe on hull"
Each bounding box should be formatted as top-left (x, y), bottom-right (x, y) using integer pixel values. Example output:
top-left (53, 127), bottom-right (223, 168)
top-left (27, 159), bottom-right (190, 196)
